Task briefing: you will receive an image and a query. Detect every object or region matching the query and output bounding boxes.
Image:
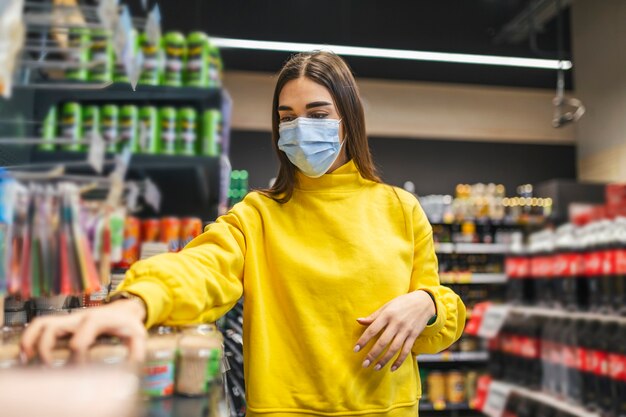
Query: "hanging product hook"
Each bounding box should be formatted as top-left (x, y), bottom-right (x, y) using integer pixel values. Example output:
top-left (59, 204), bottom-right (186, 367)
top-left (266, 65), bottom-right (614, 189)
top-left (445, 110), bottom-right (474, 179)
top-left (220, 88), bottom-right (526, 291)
top-left (552, 0), bottom-right (585, 128)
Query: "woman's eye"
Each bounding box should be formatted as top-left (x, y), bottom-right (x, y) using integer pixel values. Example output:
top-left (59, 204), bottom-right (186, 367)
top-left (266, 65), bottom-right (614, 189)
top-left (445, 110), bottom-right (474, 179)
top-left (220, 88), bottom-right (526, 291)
top-left (309, 113), bottom-right (328, 119)
top-left (280, 115), bottom-right (295, 123)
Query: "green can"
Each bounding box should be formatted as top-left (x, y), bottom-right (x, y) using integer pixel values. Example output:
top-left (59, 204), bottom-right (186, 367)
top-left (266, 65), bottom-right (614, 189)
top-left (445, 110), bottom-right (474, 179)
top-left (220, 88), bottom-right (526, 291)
top-left (138, 33), bottom-right (164, 86)
top-left (177, 107), bottom-right (197, 156)
top-left (101, 105), bottom-right (119, 153)
top-left (159, 107), bottom-right (177, 155)
top-left (65, 28), bottom-right (90, 81)
top-left (239, 170), bottom-right (249, 193)
top-left (162, 32), bottom-right (186, 87)
top-left (139, 106), bottom-right (160, 154)
top-left (114, 29), bottom-right (139, 83)
top-left (119, 105), bottom-right (139, 153)
top-left (89, 29), bottom-right (114, 83)
top-left (201, 109), bottom-right (222, 157)
top-left (60, 102), bottom-right (83, 151)
top-left (82, 105), bottom-right (100, 146)
top-left (208, 44), bottom-right (223, 88)
top-left (39, 106), bottom-right (58, 151)
top-left (185, 32), bottom-right (210, 87)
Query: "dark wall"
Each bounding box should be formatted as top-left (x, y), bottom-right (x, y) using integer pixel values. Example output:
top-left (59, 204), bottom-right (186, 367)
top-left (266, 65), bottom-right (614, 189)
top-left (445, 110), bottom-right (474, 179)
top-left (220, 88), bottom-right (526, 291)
top-left (229, 130), bottom-right (577, 196)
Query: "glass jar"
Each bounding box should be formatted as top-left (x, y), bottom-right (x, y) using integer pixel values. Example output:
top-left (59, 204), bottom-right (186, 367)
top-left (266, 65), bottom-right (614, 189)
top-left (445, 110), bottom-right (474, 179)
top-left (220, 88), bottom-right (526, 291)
top-left (142, 335), bottom-right (178, 398)
top-left (175, 335), bottom-right (222, 396)
top-left (0, 343), bottom-right (20, 369)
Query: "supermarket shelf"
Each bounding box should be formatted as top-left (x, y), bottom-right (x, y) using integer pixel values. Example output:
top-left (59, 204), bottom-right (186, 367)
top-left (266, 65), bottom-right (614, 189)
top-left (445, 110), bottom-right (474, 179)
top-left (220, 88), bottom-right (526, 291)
top-left (419, 402), bottom-right (477, 412)
top-left (418, 351), bottom-right (489, 363)
top-left (435, 243), bottom-right (509, 255)
top-left (508, 305), bottom-right (626, 324)
top-left (491, 381), bottom-right (601, 417)
top-left (439, 273), bottom-right (507, 285)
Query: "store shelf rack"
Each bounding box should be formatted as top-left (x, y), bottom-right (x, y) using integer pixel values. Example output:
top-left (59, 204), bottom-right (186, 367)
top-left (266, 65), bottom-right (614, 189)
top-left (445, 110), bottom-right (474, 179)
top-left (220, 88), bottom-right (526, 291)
top-left (486, 381), bottom-right (601, 417)
top-left (508, 305), bottom-right (626, 324)
top-left (418, 351), bottom-right (489, 363)
top-left (435, 243), bottom-right (509, 255)
top-left (439, 273), bottom-right (507, 285)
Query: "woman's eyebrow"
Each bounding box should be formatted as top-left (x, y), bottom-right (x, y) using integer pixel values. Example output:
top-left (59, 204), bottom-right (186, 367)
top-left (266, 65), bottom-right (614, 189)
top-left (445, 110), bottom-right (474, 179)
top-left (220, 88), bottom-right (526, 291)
top-left (277, 105), bottom-right (293, 111)
top-left (306, 101), bottom-right (332, 109)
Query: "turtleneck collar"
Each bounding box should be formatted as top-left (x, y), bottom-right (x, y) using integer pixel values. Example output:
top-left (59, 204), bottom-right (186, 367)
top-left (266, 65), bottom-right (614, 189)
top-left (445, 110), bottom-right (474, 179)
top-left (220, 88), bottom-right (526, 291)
top-left (294, 160), bottom-right (368, 192)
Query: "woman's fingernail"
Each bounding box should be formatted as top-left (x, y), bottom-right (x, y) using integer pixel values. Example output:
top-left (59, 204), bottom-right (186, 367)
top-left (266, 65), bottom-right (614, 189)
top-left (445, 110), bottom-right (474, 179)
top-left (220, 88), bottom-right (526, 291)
top-left (354, 345), bottom-right (361, 353)
top-left (362, 359), bottom-right (371, 368)
top-left (391, 366), bottom-right (398, 372)
top-left (374, 364), bottom-right (382, 371)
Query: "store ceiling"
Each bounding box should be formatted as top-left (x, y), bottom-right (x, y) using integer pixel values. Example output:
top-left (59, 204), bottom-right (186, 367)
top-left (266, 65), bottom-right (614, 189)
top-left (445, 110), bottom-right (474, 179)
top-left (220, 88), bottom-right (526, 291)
top-left (134, 0), bottom-right (573, 89)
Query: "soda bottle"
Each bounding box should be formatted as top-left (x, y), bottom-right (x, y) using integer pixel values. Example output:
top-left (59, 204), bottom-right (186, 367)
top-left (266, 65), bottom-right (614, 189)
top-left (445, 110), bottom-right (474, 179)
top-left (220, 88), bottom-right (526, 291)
top-left (101, 105), bottom-right (119, 154)
top-left (581, 320), bottom-right (601, 409)
top-left (563, 318), bottom-right (582, 403)
top-left (595, 322), bottom-right (616, 414)
top-left (600, 219), bottom-right (618, 314)
top-left (614, 217), bottom-right (626, 315)
top-left (554, 224), bottom-right (574, 309)
top-left (584, 223), bottom-right (603, 312)
top-left (611, 322), bottom-right (626, 417)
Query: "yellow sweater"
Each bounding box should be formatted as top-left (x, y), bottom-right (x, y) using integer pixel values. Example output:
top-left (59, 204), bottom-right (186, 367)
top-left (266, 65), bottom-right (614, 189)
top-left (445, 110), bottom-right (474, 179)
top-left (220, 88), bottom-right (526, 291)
top-left (117, 160), bottom-right (465, 417)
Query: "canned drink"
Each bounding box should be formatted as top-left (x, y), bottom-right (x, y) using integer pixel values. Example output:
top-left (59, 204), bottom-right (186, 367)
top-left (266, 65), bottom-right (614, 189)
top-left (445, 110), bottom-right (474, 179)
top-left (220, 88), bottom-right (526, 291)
top-left (208, 44), bottom-right (222, 88)
top-left (119, 105), bottom-right (140, 153)
top-left (65, 28), bottom-right (90, 81)
top-left (465, 371), bottom-right (478, 406)
top-left (40, 106), bottom-right (57, 151)
top-left (446, 371), bottom-right (466, 404)
top-left (60, 102), bottom-right (83, 152)
top-left (180, 217), bottom-right (203, 248)
top-left (82, 105), bottom-right (100, 143)
top-left (185, 32), bottom-right (210, 87)
top-left (101, 105), bottom-right (119, 153)
top-left (177, 107), bottom-right (197, 156)
top-left (201, 109), bottom-right (222, 157)
top-left (90, 29), bottom-right (114, 83)
top-left (160, 107), bottom-right (177, 155)
top-left (139, 106), bottom-right (160, 154)
top-left (160, 217), bottom-right (181, 252)
top-left (117, 216), bottom-right (141, 269)
top-left (139, 33), bottom-right (164, 86)
top-left (142, 218), bottom-right (160, 243)
top-left (163, 32), bottom-right (186, 87)
top-left (427, 371), bottom-right (446, 405)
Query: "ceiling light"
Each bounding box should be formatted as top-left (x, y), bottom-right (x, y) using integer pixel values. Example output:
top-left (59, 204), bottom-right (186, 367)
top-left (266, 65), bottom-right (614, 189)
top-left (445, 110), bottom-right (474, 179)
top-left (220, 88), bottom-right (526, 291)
top-left (211, 37), bottom-right (572, 70)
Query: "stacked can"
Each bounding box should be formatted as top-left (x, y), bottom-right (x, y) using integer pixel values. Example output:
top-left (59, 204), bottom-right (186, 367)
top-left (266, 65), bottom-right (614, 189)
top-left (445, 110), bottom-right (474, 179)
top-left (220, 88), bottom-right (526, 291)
top-left (142, 219), bottom-right (161, 243)
top-left (229, 170), bottom-right (249, 206)
top-left (40, 106), bottom-right (57, 151)
top-left (89, 29), bottom-right (114, 83)
top-left (163, 32), bottom-right (186, 87)
top-left (180, 218), bottom-right (203, 248)
top-left (185, 32), bottom-right (210, 87)
top-left (60, 102), bottom-right (83, 152)
top-left (101, 105), bottom-right (119, 153)
top-left (119, 105), bottom-right (140, 153)
top-left (139, 106), bottom-right (160, 154)
top-left (65, 28), bottom-right (90, 81)
top-left (202, 109), bottom-right (222, 157)
top-left (82, 105), bottom-right (101, 142)
top-left (160, 217), bottom-right (181, 252)
top-left (160, 107), bottom-right (177, 155)
top-left (178, 107), bottom-right (198, 156)
top-left (139, 33), bottom-right (164, 86)
top-left (116, 216), bottom-right (141, 269)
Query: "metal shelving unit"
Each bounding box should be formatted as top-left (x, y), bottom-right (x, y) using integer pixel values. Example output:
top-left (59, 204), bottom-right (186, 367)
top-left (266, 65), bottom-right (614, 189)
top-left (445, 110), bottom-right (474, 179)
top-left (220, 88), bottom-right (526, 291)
top-left (439, 273), bottom-right (508, 285)
top-left (418, 351), bottom-right (489, 363)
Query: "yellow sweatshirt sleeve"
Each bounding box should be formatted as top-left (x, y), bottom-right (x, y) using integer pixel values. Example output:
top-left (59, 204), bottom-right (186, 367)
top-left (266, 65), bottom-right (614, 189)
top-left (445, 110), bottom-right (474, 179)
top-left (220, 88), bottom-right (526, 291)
top-left (409, 202), bottom-right (466, 355)
top-left (113, 211), bottom-right (246, 329)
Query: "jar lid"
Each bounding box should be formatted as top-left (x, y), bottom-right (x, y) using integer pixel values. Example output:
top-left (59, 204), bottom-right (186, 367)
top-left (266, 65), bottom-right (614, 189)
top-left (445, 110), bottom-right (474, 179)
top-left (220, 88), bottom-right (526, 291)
top-left (88, 344), bottom-right (129, 364)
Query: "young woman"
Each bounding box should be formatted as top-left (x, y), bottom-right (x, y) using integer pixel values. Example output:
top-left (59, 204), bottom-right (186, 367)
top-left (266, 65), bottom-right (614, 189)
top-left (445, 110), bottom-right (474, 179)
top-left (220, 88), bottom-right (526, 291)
top-left (22, 51), bottom-right (466, 417)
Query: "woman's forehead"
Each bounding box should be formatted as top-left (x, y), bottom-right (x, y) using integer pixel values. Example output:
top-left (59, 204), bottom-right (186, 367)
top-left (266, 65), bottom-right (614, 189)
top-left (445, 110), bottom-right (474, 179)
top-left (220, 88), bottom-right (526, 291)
top-left (279, 77), bottom-right (334, 107)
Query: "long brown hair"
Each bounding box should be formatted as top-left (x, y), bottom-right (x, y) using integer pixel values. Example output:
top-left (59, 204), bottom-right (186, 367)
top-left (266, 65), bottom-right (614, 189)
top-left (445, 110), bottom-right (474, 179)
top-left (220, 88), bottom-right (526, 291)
top-left (261, 51), bottom-right (380, 203)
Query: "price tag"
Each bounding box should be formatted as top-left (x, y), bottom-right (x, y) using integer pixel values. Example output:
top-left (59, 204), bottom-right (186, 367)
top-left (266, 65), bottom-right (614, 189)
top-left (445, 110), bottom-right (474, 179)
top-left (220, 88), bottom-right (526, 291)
top-left (464, 301), bottom-right (492, 336)
top-left (128, 49), bottom-right (143, 91)
top-left (113, 5), bottom-right (132, 60)
top-left (125, 182), bottom-right (140, 212)
top-left (87, 130), bottom-right (106, 173)
top-left (144, 178), bottom-right (161, 212)
top-left (482, 380), bottom-right (512, 417)
top-left (145, 4), bottom-right (162, 46)
top-left (97, 0), bottom-right (119, 31)
top-left (478, 305), bottom-right (510, 339)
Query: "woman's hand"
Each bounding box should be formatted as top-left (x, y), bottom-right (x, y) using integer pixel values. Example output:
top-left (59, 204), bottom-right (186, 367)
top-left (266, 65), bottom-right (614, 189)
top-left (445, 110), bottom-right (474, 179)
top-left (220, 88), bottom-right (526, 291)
top-left (21, 299), bottom-right (148, 365)
top-left (354, 290), bottom-right (436, 372)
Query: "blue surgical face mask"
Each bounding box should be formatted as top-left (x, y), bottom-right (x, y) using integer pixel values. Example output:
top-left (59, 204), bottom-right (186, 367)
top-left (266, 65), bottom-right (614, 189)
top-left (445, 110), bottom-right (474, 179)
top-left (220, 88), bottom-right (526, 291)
top-left (277, 117), bottom-right (343, 178)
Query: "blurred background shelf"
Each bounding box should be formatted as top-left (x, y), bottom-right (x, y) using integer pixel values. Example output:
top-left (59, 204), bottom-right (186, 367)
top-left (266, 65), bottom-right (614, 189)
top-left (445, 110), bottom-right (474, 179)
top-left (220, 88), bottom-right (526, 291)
top-left (418, 351), bottom-right (489, 363)
top-left (439, 273), bottom-right (507, 285)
